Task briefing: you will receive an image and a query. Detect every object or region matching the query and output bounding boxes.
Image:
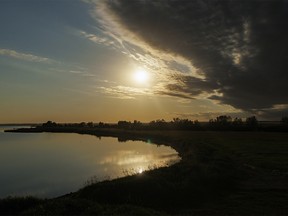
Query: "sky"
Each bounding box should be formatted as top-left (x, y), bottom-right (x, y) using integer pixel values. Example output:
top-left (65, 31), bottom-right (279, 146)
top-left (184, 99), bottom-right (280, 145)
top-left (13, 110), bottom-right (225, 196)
top-left (1, 0), bottom-right (288, 123)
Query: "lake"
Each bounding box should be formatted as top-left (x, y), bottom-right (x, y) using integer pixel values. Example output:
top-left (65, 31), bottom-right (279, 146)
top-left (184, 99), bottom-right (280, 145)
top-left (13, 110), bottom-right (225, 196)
top-left (0, 126), bottom-right (180, 198)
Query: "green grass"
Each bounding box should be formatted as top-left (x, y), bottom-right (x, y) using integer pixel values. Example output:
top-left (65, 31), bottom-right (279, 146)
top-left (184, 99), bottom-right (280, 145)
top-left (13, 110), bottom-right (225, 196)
top-left (1, 130), bottom-right (288, 215)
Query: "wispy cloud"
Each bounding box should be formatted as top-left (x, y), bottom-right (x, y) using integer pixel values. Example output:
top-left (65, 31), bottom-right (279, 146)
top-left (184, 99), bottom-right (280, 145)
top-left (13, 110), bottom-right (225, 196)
top-left (0, 48), bottom-right (53, 63)
top-left (96, 85), bottom-right (152, 99)
top-left (79, 30), bottom-right (116, 47)
top-left (68, 69), bottom-right (96, 77)
top-left (250, 104), bottom-right (288, 120)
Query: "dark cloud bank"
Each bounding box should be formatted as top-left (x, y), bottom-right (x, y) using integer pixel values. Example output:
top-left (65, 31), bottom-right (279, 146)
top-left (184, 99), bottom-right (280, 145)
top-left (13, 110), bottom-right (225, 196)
top-left (106, 0), bottom-right (288, 119)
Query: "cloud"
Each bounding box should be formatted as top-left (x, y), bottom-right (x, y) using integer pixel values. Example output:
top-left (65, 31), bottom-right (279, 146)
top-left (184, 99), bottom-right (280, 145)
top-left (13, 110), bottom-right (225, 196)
top-left (67, 69), bottom-right (96, 77)
top-left (96, 85), bottom-right (153, 99)
top-left (250, 104), bottom-right (288, 120)
top-left (87, 0), bottom-right (288, 119)
top-left (79, 30), bottom-right (117, 47)
top-left (0, 48), bottom-right (52, 63)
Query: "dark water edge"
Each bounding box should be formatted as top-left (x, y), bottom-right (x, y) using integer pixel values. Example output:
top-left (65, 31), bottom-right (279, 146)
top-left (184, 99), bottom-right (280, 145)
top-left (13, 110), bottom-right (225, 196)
top-left (2, 128), bottom-right (288, 215)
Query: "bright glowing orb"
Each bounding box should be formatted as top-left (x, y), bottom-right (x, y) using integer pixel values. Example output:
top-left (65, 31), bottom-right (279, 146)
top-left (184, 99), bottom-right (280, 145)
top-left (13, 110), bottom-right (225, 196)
top-left (138, 168), bottom-right (143, 174)
top-left (134, 68), bottom-right (149, 84)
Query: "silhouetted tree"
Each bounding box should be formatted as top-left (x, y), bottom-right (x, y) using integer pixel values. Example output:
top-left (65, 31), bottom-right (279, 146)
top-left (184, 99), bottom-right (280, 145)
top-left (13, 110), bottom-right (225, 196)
top-left (149, 119), bottom-right (168, 129)
top-left (232, 117), bottom-right (243, 126)
top-left (98, 122), bottom-right (104, 128)
top-left (87, 122), bottom-right (94, 127)
top-left (209, 115), bottom-right (232, 129)
top-left (192, 120), bottom-right (202, 130)
top-left (79, 122), bottom-right (86, 127)
top-left (118, 121), bottom-right (132, 129)
top-left (132, 120), bottom-right (142, 129)
top-left (216, 115), bottom-right (232, 125)
top-left (171, 118), bottom-right (196, 130)
top-left (42, 121), bottom-right (57, 127)
top-left (246, 116), bottom-right (258, 129)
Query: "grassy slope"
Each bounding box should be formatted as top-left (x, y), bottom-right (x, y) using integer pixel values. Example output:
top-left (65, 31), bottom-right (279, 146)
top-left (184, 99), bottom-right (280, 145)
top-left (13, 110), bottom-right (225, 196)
top-left (1, 130), bottom-right (288, 215)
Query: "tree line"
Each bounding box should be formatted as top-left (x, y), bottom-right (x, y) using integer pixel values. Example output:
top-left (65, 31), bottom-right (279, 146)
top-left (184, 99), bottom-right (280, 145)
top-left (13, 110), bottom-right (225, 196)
top-left (41, 116), bottom-right (288, 132)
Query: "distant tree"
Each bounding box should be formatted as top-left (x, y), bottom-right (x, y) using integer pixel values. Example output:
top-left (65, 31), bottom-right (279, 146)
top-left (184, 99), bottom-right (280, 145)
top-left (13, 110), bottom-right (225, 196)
top-left (194, 120), bottom-right (200, 126)
top-left (232, 117), bottom-right (243, 126)
top-left (132, 120), bottom-right (142, 129)
top-left (79, 122), bottom-right (86, 127)
top-left (172, 118), bottom-right (180, 123)
top-left (171, 118), bottom-right (195, 130)
top-left (87, 122), bottom-right (94, 127)
top-left (149, 119), bottom-right (168, 129)
top-left (245, 116), bottom-right (258, 129)
top-left (209, 115), bottom-right (231, 128)
top-left (118, 121), bottom-right (132, 129)
top-left (216, 115), bottom-right (232, 125)
top-left (42, 121), bottom-right (57, 127)
top-left (209, 119), bottom-right (216, 124)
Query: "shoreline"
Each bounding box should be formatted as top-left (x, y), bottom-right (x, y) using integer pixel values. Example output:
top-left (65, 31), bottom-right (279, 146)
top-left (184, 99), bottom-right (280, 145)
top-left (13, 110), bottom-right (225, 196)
top-left (2, 128), bottom-right (288, 215)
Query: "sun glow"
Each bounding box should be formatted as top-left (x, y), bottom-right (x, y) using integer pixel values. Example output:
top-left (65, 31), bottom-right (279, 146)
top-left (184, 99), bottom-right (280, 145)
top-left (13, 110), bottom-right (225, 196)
top-left (133, 68), bottom-right (149, 84)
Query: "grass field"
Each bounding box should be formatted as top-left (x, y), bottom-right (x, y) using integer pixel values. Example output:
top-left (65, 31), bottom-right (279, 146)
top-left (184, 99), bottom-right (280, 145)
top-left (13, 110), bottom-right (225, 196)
top-left (1, 130), bottom-right (288, 215)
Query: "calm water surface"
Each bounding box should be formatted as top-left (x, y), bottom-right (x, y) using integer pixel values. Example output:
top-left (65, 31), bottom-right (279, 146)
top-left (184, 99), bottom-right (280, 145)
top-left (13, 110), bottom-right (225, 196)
top-left (0, 126), bottom-right (180, 198)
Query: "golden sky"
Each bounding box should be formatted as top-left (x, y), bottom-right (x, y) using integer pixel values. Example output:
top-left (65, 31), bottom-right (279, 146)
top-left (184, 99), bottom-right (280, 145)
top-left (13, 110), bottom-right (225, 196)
top-left (1, 0), bottom-right (287, 123)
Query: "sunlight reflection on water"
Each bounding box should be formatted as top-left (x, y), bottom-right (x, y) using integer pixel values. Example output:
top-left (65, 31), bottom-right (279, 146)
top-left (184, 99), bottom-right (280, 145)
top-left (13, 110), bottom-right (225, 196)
top-left (0, 130), bottom-right (180, 198)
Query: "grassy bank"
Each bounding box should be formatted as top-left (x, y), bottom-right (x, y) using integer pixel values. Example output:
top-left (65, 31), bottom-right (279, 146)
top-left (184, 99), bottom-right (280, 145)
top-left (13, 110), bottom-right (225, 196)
top-left (1, 129), bottom-right (288, 215)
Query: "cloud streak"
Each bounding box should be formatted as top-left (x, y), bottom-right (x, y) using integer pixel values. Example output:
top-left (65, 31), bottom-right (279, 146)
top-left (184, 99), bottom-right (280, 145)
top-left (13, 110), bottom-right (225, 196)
top-left (79, 30), bottom-right (116, 47)
top-left (96, 85), bottom-right (153, 99)
top-left (0, 48), bottom-right (52, 63)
